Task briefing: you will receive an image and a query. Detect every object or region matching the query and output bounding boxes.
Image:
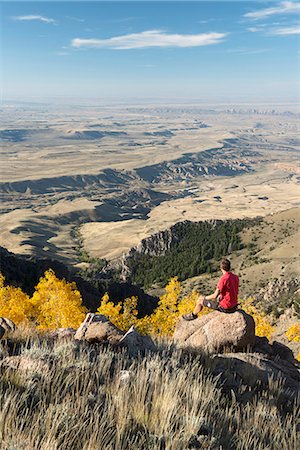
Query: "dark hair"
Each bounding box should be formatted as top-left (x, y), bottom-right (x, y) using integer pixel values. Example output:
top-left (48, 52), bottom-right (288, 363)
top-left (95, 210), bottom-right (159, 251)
top-left (220, 258), bottom-right (231, 271)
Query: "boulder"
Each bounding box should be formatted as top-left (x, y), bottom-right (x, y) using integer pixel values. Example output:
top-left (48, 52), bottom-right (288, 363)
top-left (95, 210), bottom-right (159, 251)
top-left (0, 356), bottom-right (50, 375)
top-left (173, 310), bottom-right (255, 352)
top-left (119, 326), bottom-right (156, 356)
top-left (75, 314), bottom-right (156, 355)
top-left (253, 336), bottom-right (297, 363)
top-left (0, 317), bottom-right (16, 339)
top-left (211, 352), bottom-right (300, 393)
top-left (75, 313), bottom-right (124, 344)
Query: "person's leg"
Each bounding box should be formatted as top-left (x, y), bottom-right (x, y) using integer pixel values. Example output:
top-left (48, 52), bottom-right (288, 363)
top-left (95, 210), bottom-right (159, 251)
top-left (182, 297), bottom-right (220, 320)
top-left (193, 297), bottom-right (204, 315)
top-left (182, 296), bottom-right (204, 321)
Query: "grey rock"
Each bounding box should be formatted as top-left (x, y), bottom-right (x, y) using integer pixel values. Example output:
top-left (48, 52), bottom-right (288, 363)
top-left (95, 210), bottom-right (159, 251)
top-left (48, 328), bottom-right (76, 340)
top-left (119, 325), bottom-right (156, 356)
top-left (0, 317), bottom-right (16, 339)
top-left (211, 352), bottom-right (300, 392)
top-left (75, 315), bottom-right (156, 355)
top-left (75, 313), bottom-right (124, 344)
top-left (173, 310), bottom-right (255, 352)
top-left (254, 277), bottom-right (300, 313)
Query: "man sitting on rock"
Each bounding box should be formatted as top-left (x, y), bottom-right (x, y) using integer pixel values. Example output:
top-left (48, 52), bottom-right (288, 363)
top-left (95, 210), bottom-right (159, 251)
top-left (183, 258), bottom-right (239, 320)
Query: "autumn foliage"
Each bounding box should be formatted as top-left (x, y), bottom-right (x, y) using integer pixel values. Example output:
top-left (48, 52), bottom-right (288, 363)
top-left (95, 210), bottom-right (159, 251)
top-left (31, 269), bottom-right (87, 330)
top-left (0, 271), bottom-right (285, 343)
top-left (97, 277), bottom-right (210, 336)
top-left (0, 273), bottom-right (34, 324)
top-left (97, 293), bottom-right (138, 330)
top-left (241, 298), bottom-right (275, 340)
top-left (286, 323), bottom-right (300, 343)
top-left (0, 270), bottom-right (87, 330)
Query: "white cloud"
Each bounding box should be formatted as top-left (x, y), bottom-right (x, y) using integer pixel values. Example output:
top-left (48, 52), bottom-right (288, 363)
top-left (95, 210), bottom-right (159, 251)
top-left (71, 30), bottom-right (228, 50)
top-left (247, 27), bottom-right (263, 33)
top-left (244, 1), bottom-right (300, 19)
top-left (247, 23), bottom-right (300, 36)
top-left (272, 25), bottom-right (300, 35)
top-left (13, 15), bottom-right (56, 24)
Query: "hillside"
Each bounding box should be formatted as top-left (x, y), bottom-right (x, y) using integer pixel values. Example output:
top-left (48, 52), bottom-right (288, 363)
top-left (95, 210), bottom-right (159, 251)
top-left (112, 208), bottom-right (299, 301)
top-left (181, 208), bottom-right (300, 313)
top-left (1, 207), bottom-right (299, 321)
top-left (121, 218), bottom-right (258, 286)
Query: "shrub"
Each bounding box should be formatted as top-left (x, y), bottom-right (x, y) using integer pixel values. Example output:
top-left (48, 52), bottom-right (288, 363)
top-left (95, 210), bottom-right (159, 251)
top-left (97, 293), bottom-right (138, 330)
top-left (286, 323), bottom-right (300, 343)
top-left (31, 269), bottom-right (87, 330)
top-left (0, 273), bottom-right (34, 324)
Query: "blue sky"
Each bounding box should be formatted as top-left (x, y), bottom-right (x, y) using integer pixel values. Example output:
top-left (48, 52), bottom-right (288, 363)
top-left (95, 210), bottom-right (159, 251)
top-left (1, 1), bottom-right (299, 102)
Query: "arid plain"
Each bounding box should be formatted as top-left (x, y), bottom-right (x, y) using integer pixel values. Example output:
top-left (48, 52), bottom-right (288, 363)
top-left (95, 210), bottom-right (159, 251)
top-left (1, 102), bottom-right (299, 266)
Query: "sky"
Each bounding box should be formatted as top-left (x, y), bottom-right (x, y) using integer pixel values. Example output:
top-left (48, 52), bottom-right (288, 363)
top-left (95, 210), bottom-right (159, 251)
top-left (1, 1), bottom-right (299, 102)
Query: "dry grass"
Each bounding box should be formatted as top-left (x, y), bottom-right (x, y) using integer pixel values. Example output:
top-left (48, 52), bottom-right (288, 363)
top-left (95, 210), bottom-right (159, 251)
top-left (0, 332), bottom-right (298, 450)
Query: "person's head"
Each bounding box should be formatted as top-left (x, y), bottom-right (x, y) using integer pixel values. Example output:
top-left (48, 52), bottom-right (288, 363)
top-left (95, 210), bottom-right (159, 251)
top-left (220, 258), bottom-right (231, 272)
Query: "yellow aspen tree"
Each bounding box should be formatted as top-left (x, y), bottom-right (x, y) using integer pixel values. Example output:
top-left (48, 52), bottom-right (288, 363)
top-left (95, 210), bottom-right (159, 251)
top-left (31, 269), bottom-right (87, 330)
top-left (0, 273), bottom-right (34, 324)
top-left (97, 292), bottom-right (122, 324)
top-left (145, 277), bottom-right (182, 337)
top-left (97, 293), bottom-right (138, 330)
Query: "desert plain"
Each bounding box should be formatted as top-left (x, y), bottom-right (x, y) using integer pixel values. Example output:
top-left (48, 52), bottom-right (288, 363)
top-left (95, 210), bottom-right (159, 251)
top-left (1, 101), bottom-right (299, 267)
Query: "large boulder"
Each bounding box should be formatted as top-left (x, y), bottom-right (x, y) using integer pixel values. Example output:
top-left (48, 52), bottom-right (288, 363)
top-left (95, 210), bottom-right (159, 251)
top-left (0, 317), bottom-right (16, 339)
top-left (173, 310), bottom-right (255, 352)
top-left (75, 313), bottom-right (124, 344)
top-left (211, 352), bottom-right (300, 393)
top-left (75, 314), bottom-right (156, 355)
top-left (119, 326), bottom-right (156, 356)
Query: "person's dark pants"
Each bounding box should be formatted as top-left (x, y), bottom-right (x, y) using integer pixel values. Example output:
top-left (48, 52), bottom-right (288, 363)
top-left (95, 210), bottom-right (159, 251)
top-left (202, 298), bottom-right (238, 313)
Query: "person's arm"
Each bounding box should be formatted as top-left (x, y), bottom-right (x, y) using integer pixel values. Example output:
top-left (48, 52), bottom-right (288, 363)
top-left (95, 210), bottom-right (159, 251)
top-left (199, 288), bottom-right (220, 302)
top-left (203, 288), bottom-right (220, 301)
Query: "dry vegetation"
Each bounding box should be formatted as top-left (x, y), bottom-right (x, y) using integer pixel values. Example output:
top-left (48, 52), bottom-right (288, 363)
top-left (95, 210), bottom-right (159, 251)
top-left (0, 331), bottom-right (299, 450)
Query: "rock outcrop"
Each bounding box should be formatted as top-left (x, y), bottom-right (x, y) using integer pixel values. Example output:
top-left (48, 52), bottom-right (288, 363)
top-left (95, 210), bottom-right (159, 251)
top-left (0, 317), bottom-right (16, 339)
top-left (75, 314), bottom-right (156, 355)
top-left (254, 277), bottom-right (300, 314)
top-left (75, 313), bottom-right (124, 344)
top-left (0, 355), bottom-right (50, 375)
top-left (211, 352), bottom-right (300, 393)
top-left (173, 310), bottom-right (255, 352)
top-left (119, 326), bottom-right (156, 356)
top-left (120, 218), bottom-right (251, 281)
